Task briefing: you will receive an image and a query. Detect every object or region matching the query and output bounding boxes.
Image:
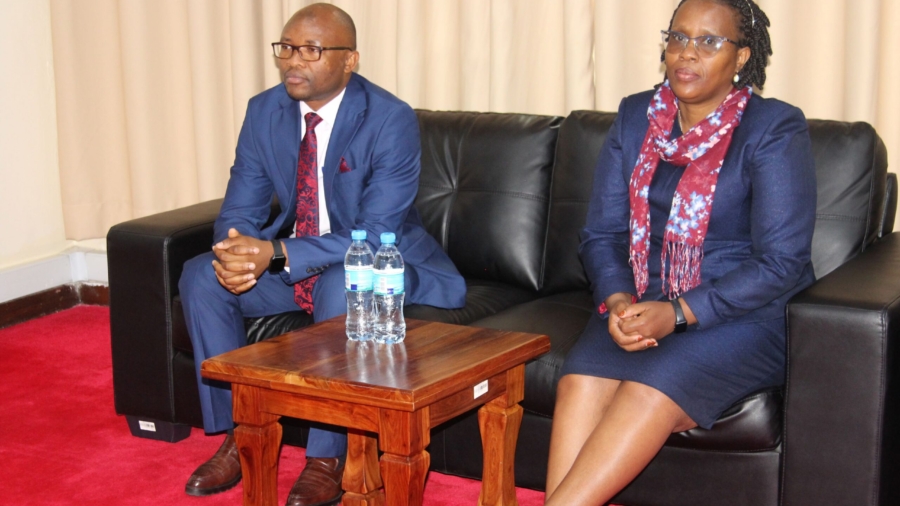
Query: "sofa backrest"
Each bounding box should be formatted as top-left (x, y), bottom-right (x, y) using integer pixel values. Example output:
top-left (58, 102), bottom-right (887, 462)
top-left (414, 110), bottom-right (562, 292)
top-left (806, 120), bottom-right (891, 278)
top-left (539, 114), bottom-right (895, 291)
top-left (414, 110), bottom-right (894, 295)
top-left (539, 111), bottom-right (616, 295)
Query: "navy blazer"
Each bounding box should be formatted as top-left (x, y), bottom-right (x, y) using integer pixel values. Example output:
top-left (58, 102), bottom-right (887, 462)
top-left (580, 90), bottom-right (817, 328)
top-left (215, 73), bottom-right (466, 309)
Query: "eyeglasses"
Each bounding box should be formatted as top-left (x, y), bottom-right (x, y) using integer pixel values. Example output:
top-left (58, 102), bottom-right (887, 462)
top-left (271, 42), bottom-right (353, 62)
top-left (660, 30), bottom-right (739, 58)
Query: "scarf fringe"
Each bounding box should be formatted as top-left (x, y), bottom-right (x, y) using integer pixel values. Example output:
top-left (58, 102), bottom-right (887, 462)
top-left (631, 251), bottom-right (650, 299)
top-left (663, 239), bottom-right (703, 299)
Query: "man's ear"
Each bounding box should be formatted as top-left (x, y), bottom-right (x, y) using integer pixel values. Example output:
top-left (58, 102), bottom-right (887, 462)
top-left (344, 51), bottom-right (359, 73)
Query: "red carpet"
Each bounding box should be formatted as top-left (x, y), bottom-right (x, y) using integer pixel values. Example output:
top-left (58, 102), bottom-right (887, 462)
top-left (0, 306), bottom-right (545, 505)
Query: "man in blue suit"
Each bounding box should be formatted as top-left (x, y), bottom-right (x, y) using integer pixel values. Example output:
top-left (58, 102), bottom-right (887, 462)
top-left (178, 4), bottom-right (465, 505)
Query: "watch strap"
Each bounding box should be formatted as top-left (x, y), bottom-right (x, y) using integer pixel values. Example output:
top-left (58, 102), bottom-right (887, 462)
top-left (671, 298), bottom-right (687, 333)
top-left (268, 240), bottom-right (286, 274)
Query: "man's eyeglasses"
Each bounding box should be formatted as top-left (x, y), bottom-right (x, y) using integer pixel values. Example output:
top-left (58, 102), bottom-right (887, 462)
top-left (271, 42), bottom-right (353, 62)
top-left (660, 30), bottom-right (738, 58)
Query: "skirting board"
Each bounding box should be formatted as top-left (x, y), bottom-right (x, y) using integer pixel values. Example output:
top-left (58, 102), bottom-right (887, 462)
top-left (0, 283), bottom-right (109, 329)
top-left (0, 250), bottom-right (107, 304)
top-left (0, 250), bottom-right (109, 329)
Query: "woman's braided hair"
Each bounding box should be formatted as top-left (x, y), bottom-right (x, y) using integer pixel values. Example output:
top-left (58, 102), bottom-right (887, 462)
top-left (662, 0), bottom-right (772, 90)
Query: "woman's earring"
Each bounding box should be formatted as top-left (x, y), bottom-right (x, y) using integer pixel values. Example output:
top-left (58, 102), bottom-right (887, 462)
top-left (733, 73), bottom-right (740, 83)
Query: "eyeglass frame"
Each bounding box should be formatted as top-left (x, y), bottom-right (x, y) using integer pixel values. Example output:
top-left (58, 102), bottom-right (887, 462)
top-left (271, 42), bottom-right (354, 62)
top-left (660, 30), bottom-right (740, 58)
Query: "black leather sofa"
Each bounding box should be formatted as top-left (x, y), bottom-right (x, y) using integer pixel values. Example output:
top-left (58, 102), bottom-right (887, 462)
top-left (109, 109), bottom-right (900, 506)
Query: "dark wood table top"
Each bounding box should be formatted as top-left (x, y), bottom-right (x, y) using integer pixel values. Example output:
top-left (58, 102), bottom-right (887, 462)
top-left (201, 317), bottom-right (550, 412)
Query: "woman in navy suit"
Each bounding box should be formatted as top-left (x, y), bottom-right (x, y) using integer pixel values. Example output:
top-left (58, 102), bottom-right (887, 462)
top-left (545, 0), bottom-right (817, 504)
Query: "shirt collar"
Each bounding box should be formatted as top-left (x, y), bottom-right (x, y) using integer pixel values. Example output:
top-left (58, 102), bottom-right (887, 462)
top-left (299, 87), bottom-right (346, 127)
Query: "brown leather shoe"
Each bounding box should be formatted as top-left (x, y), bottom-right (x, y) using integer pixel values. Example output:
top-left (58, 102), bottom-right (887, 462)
top-left (185, 435), bottom-right (242, 496)
top-left (285, 457), bottom-right (345, 506)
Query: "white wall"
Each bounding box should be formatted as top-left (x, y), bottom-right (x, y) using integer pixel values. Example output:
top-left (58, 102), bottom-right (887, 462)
top-left (0, 0), bottom-right (102, 303)
top-left (0, 0), bottom-right (69, 270)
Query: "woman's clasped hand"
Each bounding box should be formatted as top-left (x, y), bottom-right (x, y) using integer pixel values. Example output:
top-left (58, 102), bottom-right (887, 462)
top-left (606, 294), bottom-right (672, 350)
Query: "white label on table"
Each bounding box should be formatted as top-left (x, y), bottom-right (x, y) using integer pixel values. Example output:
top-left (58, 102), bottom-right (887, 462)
top-left (138, 420), bottom-right (157, 432)
top-left (474, 380), bottom-right (489, 399)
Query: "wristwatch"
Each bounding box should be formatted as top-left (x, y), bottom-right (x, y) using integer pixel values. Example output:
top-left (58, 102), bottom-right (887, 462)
top-left (671, 298), bottom-right (687, 333)
top-left (268, 240), bottom-right (286, 274)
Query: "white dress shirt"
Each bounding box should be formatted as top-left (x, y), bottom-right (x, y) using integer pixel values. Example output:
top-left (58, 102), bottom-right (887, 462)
top-left (285, 88), bottom-right (345, 273)
top-left (298, 87), bottom-right (345, 236)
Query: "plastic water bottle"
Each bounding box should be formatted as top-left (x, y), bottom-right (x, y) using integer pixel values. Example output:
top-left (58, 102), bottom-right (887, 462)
top-left (345, 230), bottom-right (375, 341)
top-left (373, 232), bottom-right (406, 343)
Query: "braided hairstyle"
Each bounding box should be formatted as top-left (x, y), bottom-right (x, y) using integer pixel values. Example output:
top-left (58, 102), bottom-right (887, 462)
top-left (662, 0), bottom-right (772, 90)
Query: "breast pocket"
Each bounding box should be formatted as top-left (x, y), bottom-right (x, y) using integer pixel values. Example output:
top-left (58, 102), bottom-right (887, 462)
top-left (335, 166), bottom-right (368, 183)
top-left (331, 168), bottom-right (368, 218)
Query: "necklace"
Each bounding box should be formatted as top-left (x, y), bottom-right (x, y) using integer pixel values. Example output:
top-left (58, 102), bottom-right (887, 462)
top-left (678, 108), bottom-right (688, 133)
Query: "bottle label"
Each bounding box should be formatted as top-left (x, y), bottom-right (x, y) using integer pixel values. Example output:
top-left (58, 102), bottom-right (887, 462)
top-left (374, 267), bottom-right (405, 295)
top-left (345, 265), bottom-right (374, 291)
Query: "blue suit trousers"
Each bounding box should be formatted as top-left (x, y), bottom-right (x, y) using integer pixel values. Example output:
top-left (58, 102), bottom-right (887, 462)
top-left (179, 251), bottom-right (348, 458)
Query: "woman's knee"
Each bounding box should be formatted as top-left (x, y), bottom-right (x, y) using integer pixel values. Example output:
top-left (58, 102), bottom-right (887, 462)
top-left (618, 381), bottom-right (696, 431)
top-left (556, 374), bottom-right (619, 405)
top-left (555, 374), bottom-right (581, 399)
top-left (618, 381), bottom-right (678, 408)
top-left (554, 375), bottom-right (620, 429)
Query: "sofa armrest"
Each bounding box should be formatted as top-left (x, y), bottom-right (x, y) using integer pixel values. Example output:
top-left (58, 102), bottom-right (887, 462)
top-left (880, 172), bottom-right (897, 238)
top-left (108, 199), bottom-right (223, 420)
top-left (783, 232), bottom-right (900, 505)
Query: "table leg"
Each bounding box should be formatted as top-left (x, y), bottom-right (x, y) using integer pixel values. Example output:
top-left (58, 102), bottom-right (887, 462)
top-left (232, 384), bottom-right (282, 506)
top-left (478, 365), bottom-right (525, 506)
top-left (380, 452), bottom-right (430, 506)
top-left (342, 429), bottom-right (384, 506)
top-left (478, 399), bottom-right (523, 506)
top-left (378, 409), bottom-right (430, 506)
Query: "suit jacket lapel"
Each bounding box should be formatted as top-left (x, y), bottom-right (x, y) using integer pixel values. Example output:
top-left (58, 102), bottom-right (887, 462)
top-left (323, 74), bottom-right (366, 204)
top-left (271, 89), bottom-right (301, 223)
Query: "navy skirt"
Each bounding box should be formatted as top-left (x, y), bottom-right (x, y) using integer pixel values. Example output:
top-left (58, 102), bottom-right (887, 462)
top-left (560, 311), bottom-right (786, 429)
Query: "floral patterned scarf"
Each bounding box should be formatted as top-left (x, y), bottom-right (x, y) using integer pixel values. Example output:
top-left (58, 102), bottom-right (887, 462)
top-left (629, 81), bottom-right (751, 299)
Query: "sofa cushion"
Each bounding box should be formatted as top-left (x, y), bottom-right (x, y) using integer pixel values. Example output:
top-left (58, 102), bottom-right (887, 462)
top-left (469, 290), bottom-right (596, 417)
top-left (808, 120), bottom-right (889, 278)
top-left (415, 110), bottom-right (562, 292)
top-left (244, 311), bottom-right (314, 344)
top-left (405, 279), bottom-right (537, 326)
top-left (665, 388), bottom-right (782, 452)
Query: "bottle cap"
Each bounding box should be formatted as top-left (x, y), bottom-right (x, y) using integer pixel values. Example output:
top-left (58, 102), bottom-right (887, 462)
top-left (380, 232), bottom-right (396, 244)
top-left (351, 229), bottom-right (367, 241)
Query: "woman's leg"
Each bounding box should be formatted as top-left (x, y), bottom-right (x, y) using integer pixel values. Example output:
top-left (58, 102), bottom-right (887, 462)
top-left (545, 380), bottom-right (697, 506)
top-left (545, 374), bottom-right (621, 498)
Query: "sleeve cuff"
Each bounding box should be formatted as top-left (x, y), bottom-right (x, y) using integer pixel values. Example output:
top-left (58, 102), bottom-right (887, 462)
top-left (598, 294), bottom-right (637, 314)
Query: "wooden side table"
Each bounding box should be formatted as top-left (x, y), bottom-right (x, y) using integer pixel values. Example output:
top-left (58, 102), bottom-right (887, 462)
top-left (201, 318), bottom-right (550, 506)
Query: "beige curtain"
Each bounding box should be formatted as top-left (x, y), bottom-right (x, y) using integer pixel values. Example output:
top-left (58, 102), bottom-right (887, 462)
top-left (50, 0), bottom-right (900, 240)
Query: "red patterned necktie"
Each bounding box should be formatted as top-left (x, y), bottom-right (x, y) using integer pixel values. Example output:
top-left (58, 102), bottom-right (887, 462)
top-left (293, 112), bottom-right (323, 313)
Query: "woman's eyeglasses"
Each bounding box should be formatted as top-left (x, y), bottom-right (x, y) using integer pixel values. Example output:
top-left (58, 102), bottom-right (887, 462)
top-left (661, 30), bottom-right (739, 58)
